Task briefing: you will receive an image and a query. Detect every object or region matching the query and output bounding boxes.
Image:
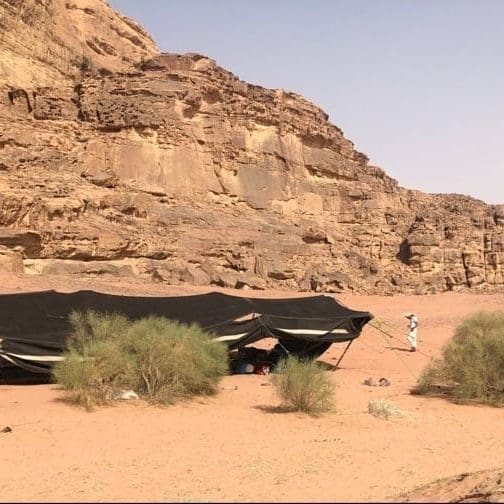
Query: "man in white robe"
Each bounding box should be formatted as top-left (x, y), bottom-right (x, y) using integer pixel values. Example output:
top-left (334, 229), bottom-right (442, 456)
top-left (405, 313), bottom-right (418, 352)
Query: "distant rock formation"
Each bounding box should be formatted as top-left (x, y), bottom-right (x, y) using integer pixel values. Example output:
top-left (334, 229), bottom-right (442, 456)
top-left (1, 0), bottom-right (503, 294)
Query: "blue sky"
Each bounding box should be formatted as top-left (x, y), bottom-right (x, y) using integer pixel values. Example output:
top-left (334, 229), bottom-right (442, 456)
top-left (109, 1), bottom-right (504, 204)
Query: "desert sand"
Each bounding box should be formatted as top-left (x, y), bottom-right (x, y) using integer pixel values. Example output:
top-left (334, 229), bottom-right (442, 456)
top-left (1, 273), bottom-right (504, 502)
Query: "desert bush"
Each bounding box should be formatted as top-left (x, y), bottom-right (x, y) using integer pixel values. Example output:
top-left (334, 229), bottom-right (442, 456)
top-left (270, 356), bottom-right (335, 415)
top-left (121, 316), bottom-right (229, 404)
top-left (53, 311), bottom-right (134, 409)
top-left (415, 311), bottom-right (504, 405)
top-left (367, 399), bottom-right (404, 419)
top-left (66, 310), bottom-right (132, 353)
top-left (53, 311), bottom-right (229, 409)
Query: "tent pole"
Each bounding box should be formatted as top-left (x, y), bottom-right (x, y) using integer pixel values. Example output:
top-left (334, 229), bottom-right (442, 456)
top-left (333, 340), bottom-right (353, 370)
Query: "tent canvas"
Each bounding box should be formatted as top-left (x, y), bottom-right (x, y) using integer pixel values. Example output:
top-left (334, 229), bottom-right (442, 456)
top-left (0, 290), bottom-right (373, 373)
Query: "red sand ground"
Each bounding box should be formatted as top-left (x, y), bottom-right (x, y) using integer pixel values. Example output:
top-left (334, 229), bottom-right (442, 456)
top-left (1, 273), bottom-right (504, 502)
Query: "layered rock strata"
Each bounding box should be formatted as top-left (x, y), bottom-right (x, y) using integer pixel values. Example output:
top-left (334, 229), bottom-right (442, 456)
top-left (1, 0), bottom-right (503, 294)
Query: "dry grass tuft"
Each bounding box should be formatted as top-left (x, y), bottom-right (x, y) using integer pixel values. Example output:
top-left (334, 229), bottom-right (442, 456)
top-left (270, 356), bottom-right (335, 416)
top-left (367, 399), bottom-right (404, 419)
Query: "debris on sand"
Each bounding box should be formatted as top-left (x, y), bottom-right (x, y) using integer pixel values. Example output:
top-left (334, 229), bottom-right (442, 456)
top-left (363, 377), bottom-right (391, 387)
top-left (112, 390), bottom-right (139, 400)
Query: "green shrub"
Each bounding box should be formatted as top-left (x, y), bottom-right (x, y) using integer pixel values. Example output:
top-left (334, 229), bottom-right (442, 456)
top-left (66, 310), bottom-right (131, 353)
top-left (121, 316), bottom-right (229, 404)
top-left (415, 311), bottom-right (504, 405)
top-left (53, 311), bottom-right (229, 409)
top-left (270, 356), bottom-right (335, 415)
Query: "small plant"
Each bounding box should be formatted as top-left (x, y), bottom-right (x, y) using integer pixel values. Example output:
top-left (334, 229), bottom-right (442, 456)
top-left (53, 311), bottom-right (229, 410)
top-left (270, 356), bottom-right (335, 415)
top-left (415, 311), bottom-right (504, 405)
top-left (367, 398), bottom-right (404, 419)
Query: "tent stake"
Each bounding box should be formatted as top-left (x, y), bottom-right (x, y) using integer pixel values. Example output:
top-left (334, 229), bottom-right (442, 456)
top-left (333, 340), bottom-right (353, 370)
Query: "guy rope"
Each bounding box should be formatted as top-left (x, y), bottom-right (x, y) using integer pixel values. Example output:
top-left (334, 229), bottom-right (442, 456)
top-left (367, 319), bottom-right (432, 381)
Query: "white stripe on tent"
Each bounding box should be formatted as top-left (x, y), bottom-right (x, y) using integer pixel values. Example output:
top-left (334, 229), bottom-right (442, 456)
top-left (0, 354), bottom-right (16, 365)
top-left (276, 328), bottom-right (349, 335)
top-left (212, 327), bottom-right (349, 342)
top-left (212, 332), bottom-right (250, 342)
top-left (1, 352), bottom-right (64, 362)
top-left (232, 313), bottom-right (260, 322)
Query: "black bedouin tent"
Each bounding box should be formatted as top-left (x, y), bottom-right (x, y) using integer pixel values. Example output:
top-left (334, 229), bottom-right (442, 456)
top-left (0, 290), bottom-right (373, 374)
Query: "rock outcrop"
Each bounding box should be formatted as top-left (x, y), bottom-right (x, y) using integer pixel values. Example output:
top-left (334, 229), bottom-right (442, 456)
top-left (1, 0), bottom-right (503, 294)
top-left (397, 468), bottom-right (504, 503)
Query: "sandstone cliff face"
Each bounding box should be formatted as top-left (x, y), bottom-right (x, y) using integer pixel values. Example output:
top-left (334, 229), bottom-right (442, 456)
top-left (0, 0), bottom-right (157, 87)
top-left (1, 0), bottom-right (503, 294)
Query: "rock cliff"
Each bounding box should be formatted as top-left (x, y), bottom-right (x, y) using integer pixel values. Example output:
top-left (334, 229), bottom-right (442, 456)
top-left (1, 0), bottom-right (503, 294)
